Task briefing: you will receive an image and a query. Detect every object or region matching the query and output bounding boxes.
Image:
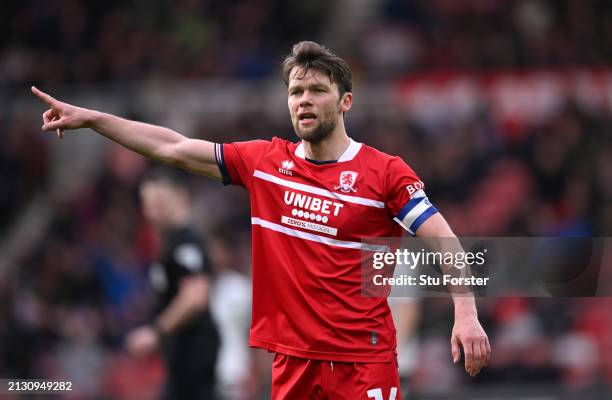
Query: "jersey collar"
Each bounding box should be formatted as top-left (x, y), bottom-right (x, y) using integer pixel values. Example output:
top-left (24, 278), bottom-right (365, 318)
top-left (295, 139), bottom-right (362, 163)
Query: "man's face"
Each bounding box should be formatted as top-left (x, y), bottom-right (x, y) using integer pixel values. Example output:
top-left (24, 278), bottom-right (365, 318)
top-left (140, 180), bottom-right (183, 229)
top-left (287, 67), bottom-right (349, 144)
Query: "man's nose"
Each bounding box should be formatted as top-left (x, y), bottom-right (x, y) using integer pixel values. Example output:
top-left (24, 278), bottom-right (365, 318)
top-left (299, 91), bottom-right (314, 106)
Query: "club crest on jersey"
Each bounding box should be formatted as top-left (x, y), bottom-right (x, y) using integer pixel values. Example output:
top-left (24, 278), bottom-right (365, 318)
top-left (279, 160), bottom-right (294, 176)
top-left (334, 171), bottom-right (358, 193)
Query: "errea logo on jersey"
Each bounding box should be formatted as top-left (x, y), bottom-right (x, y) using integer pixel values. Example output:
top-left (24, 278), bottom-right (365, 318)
top-left (279, 160), bottom-right (294, 176)
top-left (334, 171), bottom-right (358, 193)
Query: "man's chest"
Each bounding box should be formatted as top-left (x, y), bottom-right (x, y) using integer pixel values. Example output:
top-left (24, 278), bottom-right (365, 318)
top-left (249, 154), bottom-right (395, 241)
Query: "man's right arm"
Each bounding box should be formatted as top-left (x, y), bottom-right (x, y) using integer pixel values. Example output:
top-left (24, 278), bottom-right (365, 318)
top-left (31, 86), bottom-right (221, 180)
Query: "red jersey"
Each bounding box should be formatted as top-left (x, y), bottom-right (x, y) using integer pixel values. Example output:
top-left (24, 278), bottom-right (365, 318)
top-left (215, 138), bottom-right (437, 362)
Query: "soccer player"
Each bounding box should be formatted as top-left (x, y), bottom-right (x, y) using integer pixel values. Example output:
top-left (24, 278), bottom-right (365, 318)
top-left (32, 41), bottom-right (490, 399)
top-left (125, 167), bottom-right (219, 399)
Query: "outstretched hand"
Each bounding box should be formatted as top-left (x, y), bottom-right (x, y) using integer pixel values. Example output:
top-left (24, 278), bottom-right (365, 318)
top-left (451, 314), bottom-right (491, 377)
top-left (31, 86), bottom-right (92, 138)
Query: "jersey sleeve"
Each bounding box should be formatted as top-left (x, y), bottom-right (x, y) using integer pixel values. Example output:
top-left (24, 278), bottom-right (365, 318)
top-left (385, 157), bottom-right (439, 236)
top-left (171, 241), bottom-right (210, 279)
top-left (214, 140), bottom-right (271, 189)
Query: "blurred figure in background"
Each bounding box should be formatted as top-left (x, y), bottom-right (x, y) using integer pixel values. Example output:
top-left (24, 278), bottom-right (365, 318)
top-left (125, 167), bottom-right (219, 400)
top-left (208, 226), bottom-right (252, 399)
top-left (390, 298), bottom-right (421, 399)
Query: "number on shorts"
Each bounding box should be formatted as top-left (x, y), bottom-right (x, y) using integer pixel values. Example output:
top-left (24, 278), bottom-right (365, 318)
top-left (366, 387), bottom-right (397, 400)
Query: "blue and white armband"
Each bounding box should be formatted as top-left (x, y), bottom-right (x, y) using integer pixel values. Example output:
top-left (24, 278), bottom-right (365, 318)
top-left (393, 191), bottom-right (439, 235)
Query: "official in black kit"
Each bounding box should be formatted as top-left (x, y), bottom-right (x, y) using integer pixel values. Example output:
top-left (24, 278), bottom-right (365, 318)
top-left (126, 167), bottom-right (220, 400)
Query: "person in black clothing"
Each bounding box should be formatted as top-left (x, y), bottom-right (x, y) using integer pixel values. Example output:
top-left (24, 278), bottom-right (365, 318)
top-left (125, 167), bottom-right (219, 400)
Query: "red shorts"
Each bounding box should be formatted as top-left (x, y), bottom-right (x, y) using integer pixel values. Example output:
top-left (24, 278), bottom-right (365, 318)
top-left (271, 353), bottom-right (401, 400)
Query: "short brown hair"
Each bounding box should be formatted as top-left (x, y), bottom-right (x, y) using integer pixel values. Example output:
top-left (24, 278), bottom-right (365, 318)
top-left (281, 41), bottom-right (352, 96)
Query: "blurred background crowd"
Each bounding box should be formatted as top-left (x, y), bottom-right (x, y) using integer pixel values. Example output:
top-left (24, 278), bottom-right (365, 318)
top-left (1, 0), bottom-right (612, 398)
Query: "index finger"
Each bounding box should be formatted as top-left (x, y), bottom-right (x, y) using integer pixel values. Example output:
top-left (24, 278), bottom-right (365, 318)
top-left (31, 86), bottom-right (57, 107)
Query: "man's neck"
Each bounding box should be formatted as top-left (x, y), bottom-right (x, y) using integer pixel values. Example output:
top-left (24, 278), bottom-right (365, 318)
top-left (302, 131), bottom-right (351, 162)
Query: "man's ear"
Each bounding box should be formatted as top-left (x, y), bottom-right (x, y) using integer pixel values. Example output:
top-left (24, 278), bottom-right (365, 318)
top-left (340, 92), bottom-right (353, 113)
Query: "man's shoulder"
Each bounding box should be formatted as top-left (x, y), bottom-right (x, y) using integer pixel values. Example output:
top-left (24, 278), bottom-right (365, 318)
top-left (270, 136), bottom-right (299, 149)
top-left (357, 143), bottom-right (420, 183)
top-left (358, 142), bottom-right (405, 166)
top-left (164, 227), bottom-right (207, 273)
top-left (231, 136), bottom-right (297, 152)
top-left (256, 136), bottom-right (299, 158)
top-left (167, 226), bottom-right (204, 249)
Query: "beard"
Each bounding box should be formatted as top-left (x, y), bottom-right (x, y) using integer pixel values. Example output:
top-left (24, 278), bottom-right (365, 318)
top-left (294, 118), bottom-right (336, 144)
top-left (292, 106), bottom-right (340, 144)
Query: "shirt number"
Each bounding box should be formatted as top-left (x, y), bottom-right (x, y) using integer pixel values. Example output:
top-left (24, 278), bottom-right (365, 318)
top-left (367, 387), bottom-right (398, 400)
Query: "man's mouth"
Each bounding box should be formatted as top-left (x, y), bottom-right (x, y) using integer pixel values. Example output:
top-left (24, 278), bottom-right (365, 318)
top-left (298, 112), bottom-right (317, 124)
